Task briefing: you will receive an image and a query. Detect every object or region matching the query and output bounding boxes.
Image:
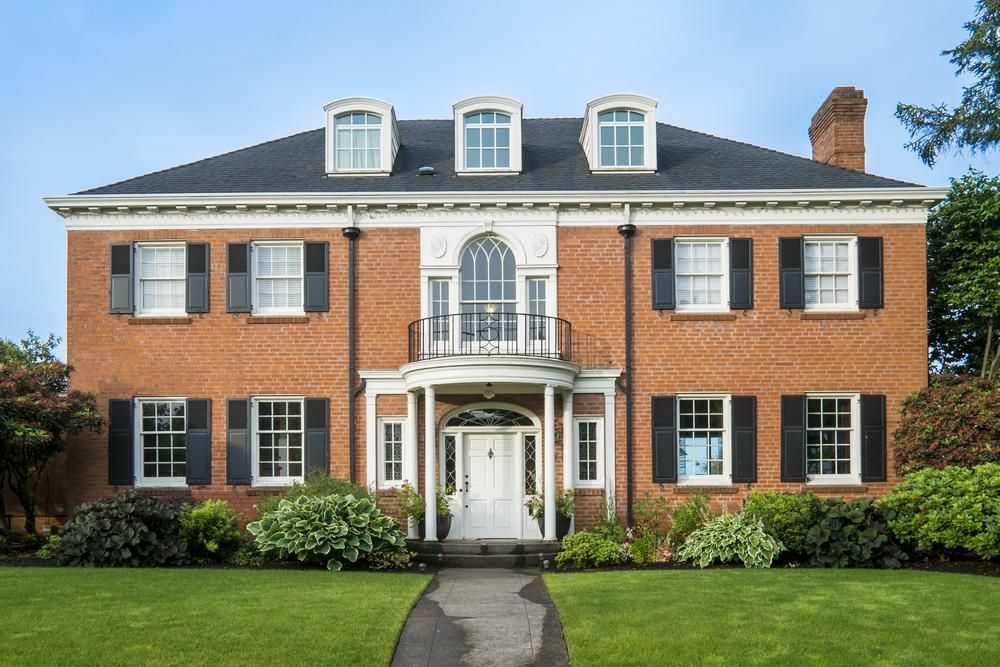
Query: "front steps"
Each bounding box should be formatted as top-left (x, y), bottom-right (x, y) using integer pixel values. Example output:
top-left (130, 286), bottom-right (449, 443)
top-left (408, 539), bottom-right (561, 568)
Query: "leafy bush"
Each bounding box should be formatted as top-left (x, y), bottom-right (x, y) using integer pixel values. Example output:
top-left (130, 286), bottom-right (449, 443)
top-left (247, 494), bottom-right (407, 571)
top-left (180, 500), bottom-right (243, 563)
top-left (629, 530), bottom-right (671, 565)
top-left (894, 377), bottom-right (1000, 473)
top-left (59, 492), bottom-right (188, 567)
top-left (367, 549), bottom-right (413, 571)
top-left (397, 482), bottom-right (453, 521)
top-left (555, 530), bottom-right (624, 569)
top-left (634, 493), bottom-right (672, 537)
top-left (879, 464), bottom-right (1000, 559)
top-left (676, 512), bottom-right (783, 568)
top-left (255, 472), bottom-right (372, 516)
top-left (805, 498), bottom-right (905, 569)
top-left (525, 489), bottom-right (576, 519)
top-left (743, 491), bottom-right (822, 559)
top-left (34, 534), bottom-right (61, 559)
top-left (227, 540), bottom-right (268, 567)
top-left (668, 492), bottom-right (716, 546)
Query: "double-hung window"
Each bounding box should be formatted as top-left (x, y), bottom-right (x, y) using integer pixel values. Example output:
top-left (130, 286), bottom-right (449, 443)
top-left (527, 278), bottom-right (548, 342)
top-left (804, 237), bottom-right (857, 310)
top-left (253, 398), bottom-right (304, 485)
top-left (806, 394), bottom-right (860, 484)
top-left (335, 112), bottom-right (382, 170)
top-left (379, 419), bottom-right (404, 487)
top-left (675, 239), bottom-right (729, 311)
top-left (677, 395), bottom-right (731, 484)
top-left (252, 241), bottom-right (303, 315)
top-left (429, 279), bottom-right (450, 343)
top-left (136, 398), bottom-right (186, 487)
top-left (598, 110), bottom-right (644, 167)
top-left (135, 243), bottom-right (185, 316)
top-left (574, 418), bottom-right (604, 487)
top-left (464, 112), bottom-right (511, 169)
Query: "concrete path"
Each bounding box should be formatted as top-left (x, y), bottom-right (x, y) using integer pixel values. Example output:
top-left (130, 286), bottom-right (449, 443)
top-left (391, 568), bottom-right (570, 667)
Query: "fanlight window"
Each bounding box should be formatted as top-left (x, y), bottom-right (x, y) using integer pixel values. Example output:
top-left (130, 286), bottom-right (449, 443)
top-left (446, 408), bottom-right (534, 428)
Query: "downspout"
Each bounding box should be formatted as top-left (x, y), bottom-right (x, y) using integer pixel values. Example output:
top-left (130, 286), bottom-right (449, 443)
top-left (617, 214), bottom-right (636, 528)
top-left (342, 222), bottom-right (361, 483)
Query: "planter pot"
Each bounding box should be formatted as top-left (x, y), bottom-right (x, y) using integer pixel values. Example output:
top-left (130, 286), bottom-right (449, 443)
top-left (418, 515), bottom-right (453, 541)
top-left (536, 514), bottom-right (572, 540)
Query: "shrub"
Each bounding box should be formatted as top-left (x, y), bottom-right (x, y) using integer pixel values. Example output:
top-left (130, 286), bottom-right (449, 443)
top-left (634, 493), bottom-right (672, 537)
top-left (179, 500), bottom-right (243, 564)
top-left (247, 494), bottom-right (407, 571)
top-left (676, 512), bottom-right (783, 568)
top-left (59, 491), bottom-right (188, 567)
top-left (805, 498), bottom-right (905, 569)
top-left (629, 530), bottom-right (670, 565)
top-left (894, 376), bottom-right (1000, 473)
top-left (227, 540), bottom-right (268, 567)
top-left (367, 549), bottom-right (414, 571)
top-left (743, 491), bottom-right (822, 559)
top-left (255, 472), bottom-right (372, 515)
top-left (555, 530), bottom-right (624, 569)
top-left (34, 534), bottom-right (62, 559)
top-left (879, 463), bottom-right (1000, 559)
top-left (668, 492), bottom-right (716, 547)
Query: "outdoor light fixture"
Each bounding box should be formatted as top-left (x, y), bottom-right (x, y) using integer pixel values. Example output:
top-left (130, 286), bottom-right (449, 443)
top-left (484, 303), bottom-right (497, 314)
top-left (482, 382), bottom-right (496, 400)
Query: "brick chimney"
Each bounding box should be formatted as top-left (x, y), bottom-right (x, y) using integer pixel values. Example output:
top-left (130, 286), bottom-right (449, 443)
top-left (808, 86), bottom-right (868, 172)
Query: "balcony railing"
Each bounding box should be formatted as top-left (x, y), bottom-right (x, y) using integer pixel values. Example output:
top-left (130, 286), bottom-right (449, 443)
top-left (408, 312), bottom-right (572, 363)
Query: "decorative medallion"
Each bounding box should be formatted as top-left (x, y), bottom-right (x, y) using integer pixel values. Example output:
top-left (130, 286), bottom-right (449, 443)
top-left (530, 233), bottom-right (549, 258)
top-left (429, 233), bottom-right (448, 258)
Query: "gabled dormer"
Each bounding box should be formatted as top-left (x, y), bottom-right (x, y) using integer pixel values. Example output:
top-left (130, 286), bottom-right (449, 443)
top-left (453, 96), bottom-right (523, 175)
top-left (324, 97), bottom-right (399, 176)
top-left (579, 93), bottom-right (658, 173)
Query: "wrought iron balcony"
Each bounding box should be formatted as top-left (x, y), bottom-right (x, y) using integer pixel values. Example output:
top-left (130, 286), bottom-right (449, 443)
top-left (408, 312), bottom-right (572, 363)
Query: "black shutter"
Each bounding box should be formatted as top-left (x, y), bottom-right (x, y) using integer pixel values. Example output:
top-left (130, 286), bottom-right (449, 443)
top-left (304, 398), bottom-right (330, 477)
top-left (185, 399), bottom-right (212, 485)
top-left (731, 396), bottom-right (757, 483)
top-left (729, 238), bottom-right (754, 310)
top-left (109, 244), bottom-right (133, 314)
top-left (780, 395), bottom-right (807, 482)
top-left (303, 242), bottom-right (329, 312)
top-left (186, 243), bottom-right (210, 314)
top-left (858, 237), bottom-right (884, 309)
top-left (651, 238), bottom-right (675, 310)
top-left (108, 399), bottom-right (134, 485)
top-left (860, 394), bottom-right (887, 482)
top-left (226, 399), bottom-right (251, 485)
top-left (652, 396), bottom-right (677, 482)
top-left (226, 243), bottom-right (251, 313)
top-left (779, 237), bottom-right (805, 309)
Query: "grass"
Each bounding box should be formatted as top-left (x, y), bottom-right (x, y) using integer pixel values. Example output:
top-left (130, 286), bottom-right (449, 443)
top-left (543, 569), bottom-right (1000, 667)
top-left (0, 567), bottom-right (430, 667)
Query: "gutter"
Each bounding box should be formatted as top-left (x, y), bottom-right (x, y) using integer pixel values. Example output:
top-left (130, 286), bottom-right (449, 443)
top-left (342, 224), bottom-right (361, 483)
top-left (617, 218), bottom-right (636, 527)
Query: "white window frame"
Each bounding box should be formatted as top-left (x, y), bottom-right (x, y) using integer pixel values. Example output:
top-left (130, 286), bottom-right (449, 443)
top-left (251, 396), bottom-right (306, 487)
top-left (377, 417), bottom-right (405, 489)
top-left (134, 242), bottom-right (186, 317)
top-left (805, 392), bottom-right (862, 486)
top-left (453, 96), bottom-right (523, 174)
top-left (134, 397), bottom-right (188, 488)
top-left (803, 235), bottom-right (858, 312)
top-left (677, 394), bottom-right (732, 486)
top-left (333, 112), bottom-right (383, 171)
top-left (574, 416), bottom-right (605, 488)
top-left (323, 97), bottom-right (399, 175)
top-left (251, 240), bottom-right (305, 317)
top-left (579, 93), bottom-right (658, 172)
top-left (674, 237), bottom-right (730, 313)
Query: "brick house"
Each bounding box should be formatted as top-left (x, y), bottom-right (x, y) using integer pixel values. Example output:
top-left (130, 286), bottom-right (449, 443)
top-left (37, 87), bottom-right (944, 540)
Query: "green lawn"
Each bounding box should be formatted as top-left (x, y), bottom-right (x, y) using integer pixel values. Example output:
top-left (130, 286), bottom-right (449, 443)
top-left (544, 569), bottom-right (1000, 667)
top-left (0, 567), bottom-right (430, 667)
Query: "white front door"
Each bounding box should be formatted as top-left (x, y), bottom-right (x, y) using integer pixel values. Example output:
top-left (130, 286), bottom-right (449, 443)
top-left (464, 433), bottom-right (518, 538)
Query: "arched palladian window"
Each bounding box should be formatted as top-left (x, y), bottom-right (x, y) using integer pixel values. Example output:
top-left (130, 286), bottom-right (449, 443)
top-left (598, 110), bottom-right (645, 167)
top-left (460, 237), bottom-right (516, 316)
top-left (464, 112), bottom-right (511, 169)
top-left (335, 112), bottom-right (381, 170)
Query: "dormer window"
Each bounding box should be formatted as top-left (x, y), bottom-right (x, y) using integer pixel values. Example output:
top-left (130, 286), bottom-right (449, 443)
top-left (453, 96), bottom-right (522, 174)
top-left (323, 97), bottom-right (398, 175)
top-left (580, 93), bottom-right (658, 172)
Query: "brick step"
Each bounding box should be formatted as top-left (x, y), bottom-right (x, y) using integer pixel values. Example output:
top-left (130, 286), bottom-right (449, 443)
top-left (413, 552), bottom-right (560, 569)
top-left (407, 539), bottom-right (560, 556)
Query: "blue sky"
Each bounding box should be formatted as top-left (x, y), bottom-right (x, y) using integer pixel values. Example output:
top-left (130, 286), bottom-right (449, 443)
top-left (1, 0), bottom-right (994, 356)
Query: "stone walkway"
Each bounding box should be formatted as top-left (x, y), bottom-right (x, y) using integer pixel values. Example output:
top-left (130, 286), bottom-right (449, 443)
top-left (391, 568), bottom-right (570, 667)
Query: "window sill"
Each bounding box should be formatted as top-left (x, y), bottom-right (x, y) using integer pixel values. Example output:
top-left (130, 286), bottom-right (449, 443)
top-left (670, 312), bottom-right (738, 322)
top-left (801, 484), bottom-right (868, 493)
top-left (248, 316), bottom-right (310, 324)
top-left (591, 168), bottom-right (655, 174)
top-left (128, 317), bottom-right (193, 325)
top-left (573, 482), bottom-right (605, 491)
top-left (676, 485), bottom-right (739, 494)
top-left (456, 169), bottom-right (520, 176)
top-left (800, 311), bottom-right (866, 321)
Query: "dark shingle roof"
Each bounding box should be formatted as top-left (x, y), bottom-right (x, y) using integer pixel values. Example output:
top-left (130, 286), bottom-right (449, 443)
top-left (77, 118), bottom-right (916, 195)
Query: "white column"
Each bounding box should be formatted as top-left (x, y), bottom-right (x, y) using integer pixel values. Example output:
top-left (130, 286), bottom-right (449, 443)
top-left (405, 391), bottom-right (419, 539)
top-left (423, 386), bottom-right (437, 542)
top-left (562, 391), bottom-right (574, 489)
top-left (604, 389), bottom-right (616, 509)
top-left (544, 385), bottom-right (557, 541)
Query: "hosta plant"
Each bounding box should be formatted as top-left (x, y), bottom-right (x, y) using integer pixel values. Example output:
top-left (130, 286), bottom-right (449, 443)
top-left (676, 512), bottom-right (783, 569)
top-left (247, 494), bottom-right (406, 571)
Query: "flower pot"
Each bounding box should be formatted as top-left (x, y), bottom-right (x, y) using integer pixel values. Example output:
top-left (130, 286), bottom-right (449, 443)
top-left (536, 514), bottom-right (572, 540)
top-left (418, 515), bottom-right (453, 541)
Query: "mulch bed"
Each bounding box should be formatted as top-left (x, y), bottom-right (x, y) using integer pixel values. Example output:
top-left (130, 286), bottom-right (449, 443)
top-left (904, 559), bottom-right (1000, 577)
